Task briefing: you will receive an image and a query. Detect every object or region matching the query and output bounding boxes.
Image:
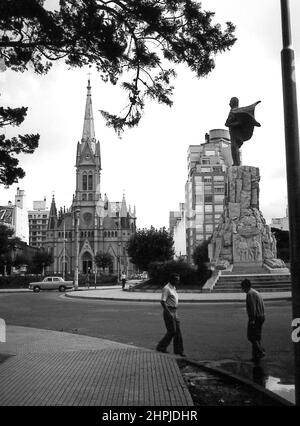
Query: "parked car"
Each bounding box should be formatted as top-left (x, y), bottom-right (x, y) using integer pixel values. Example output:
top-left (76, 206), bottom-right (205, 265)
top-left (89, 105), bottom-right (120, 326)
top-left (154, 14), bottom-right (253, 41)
top-left (29, 276), bottom-right (74, 293)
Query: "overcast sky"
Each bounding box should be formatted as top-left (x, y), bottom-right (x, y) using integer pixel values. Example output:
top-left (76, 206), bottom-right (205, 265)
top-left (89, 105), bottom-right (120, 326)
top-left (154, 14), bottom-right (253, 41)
top-left (1, 0), bottom-right (300, 229)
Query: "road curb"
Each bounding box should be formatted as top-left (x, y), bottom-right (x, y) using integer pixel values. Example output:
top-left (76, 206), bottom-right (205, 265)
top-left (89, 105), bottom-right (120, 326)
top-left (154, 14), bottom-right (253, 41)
top-left (179, 358), bottom-right (294, 406)
top-left (64, 292), bottom-right (291, 303)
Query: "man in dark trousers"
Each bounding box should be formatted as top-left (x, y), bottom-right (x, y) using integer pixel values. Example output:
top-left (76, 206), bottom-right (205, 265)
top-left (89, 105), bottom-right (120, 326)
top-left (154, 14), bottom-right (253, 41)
top-left (241, 278), bottom-right (265, 362)
top-left (156, 273), bottom-right (186, 357)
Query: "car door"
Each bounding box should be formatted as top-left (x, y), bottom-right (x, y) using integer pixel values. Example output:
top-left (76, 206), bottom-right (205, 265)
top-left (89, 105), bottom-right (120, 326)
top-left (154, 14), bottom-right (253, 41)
top-left (52, 277), bottom-right (61, 289)
top-left (42, 277), bottom-right (53, 289)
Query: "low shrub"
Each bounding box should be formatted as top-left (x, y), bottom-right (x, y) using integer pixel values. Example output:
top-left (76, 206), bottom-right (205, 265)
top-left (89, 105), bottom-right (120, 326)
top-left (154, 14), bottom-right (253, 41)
top-left (0, 275), bottom-right (43, 289)
top-left (0, 273), bottom-right (118, 289)
top-left (148, 260), bottom-right (210, 288)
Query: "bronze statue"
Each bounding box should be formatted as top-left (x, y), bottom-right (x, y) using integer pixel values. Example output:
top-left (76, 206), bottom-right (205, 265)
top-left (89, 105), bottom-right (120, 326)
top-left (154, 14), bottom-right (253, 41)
top-left (225, 97), bottom-right (261, 166)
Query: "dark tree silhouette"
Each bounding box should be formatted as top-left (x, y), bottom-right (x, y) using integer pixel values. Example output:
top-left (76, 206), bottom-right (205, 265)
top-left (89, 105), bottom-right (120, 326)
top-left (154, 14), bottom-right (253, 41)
top-left (1, 0), bottom-right (236, 133)
top-left (94, 251), bottom-right (113, 272)
top-left (127, 227), bottom-right (174, 271)
top-left (0, 0), bottom-right (236, 185)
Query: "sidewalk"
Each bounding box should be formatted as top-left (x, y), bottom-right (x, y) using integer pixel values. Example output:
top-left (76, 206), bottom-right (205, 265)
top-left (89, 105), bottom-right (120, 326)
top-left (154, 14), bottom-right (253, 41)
top-left (64, 285), bottom-right (292, 303)
top-left (0, 325), bottom-right (193, 406)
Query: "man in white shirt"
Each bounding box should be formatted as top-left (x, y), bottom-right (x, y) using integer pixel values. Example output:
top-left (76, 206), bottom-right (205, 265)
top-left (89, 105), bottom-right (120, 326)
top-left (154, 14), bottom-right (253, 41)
top-left (121, 271), bottom-right (127, 290)
top-left (156, 273), bottom-right (185, 356)
top-left (241, 278), bottom-right (265, 362)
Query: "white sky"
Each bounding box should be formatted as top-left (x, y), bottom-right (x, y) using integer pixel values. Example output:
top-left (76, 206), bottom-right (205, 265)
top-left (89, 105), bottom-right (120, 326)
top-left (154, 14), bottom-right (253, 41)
top-left (0, 0), bottom-right (300, 229)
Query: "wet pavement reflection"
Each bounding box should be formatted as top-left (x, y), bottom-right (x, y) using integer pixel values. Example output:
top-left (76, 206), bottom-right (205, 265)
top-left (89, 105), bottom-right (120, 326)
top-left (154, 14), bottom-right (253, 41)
top-left (201, 359), bottom-right (295, 404)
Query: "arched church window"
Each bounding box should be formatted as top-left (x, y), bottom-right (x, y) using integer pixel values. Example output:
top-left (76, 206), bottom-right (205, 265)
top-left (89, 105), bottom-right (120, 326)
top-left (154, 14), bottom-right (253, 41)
top-left (88, 193), bottom-right (93, 201)
top-left (82, 193), bottom-right (87, 201)
top-left (88, 174), bottom-right (93, 190)
top-left (58, 232), bottom-right (61, 238)
top-left (82, 174), bottom-right (87, 190)
top-left (104, 231), bottom-right (107, 237)
top-left (108, 231), bottom-right (111, 238)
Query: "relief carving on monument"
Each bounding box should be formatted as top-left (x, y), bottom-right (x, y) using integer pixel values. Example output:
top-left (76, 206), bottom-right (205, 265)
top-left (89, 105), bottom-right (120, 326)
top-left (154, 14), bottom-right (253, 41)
top-left (233, 234), bottom-right (262, 264)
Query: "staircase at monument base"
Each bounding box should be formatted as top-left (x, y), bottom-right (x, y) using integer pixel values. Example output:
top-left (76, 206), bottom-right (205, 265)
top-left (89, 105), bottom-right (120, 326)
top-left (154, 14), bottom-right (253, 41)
top-left (212, 272), bottom-right (291, 293)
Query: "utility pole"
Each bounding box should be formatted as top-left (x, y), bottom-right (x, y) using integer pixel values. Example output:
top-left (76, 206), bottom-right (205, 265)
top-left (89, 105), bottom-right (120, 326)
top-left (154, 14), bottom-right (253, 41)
top-left (280, 0), bottom-right (300, 405)
top-left (63, 221), bottom-right (66, 280)
top-left (74, 208), bottom-right (80, 290)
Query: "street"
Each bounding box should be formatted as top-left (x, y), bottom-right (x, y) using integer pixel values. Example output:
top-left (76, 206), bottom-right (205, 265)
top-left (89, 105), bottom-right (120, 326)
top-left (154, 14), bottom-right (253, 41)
top-left (0, 292), bottom-right (294, 386)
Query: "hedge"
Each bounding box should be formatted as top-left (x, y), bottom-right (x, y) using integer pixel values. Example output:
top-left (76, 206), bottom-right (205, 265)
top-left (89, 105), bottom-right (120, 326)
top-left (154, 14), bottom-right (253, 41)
top-left (0, 273), bottom-right (118, 289)
top-left (148, 260), bottom-right (211, 288)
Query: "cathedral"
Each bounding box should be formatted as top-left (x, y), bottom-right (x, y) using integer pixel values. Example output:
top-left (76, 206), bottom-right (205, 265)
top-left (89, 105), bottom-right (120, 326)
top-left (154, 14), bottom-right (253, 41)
top-left (44, 79), bottom-right (137, 276)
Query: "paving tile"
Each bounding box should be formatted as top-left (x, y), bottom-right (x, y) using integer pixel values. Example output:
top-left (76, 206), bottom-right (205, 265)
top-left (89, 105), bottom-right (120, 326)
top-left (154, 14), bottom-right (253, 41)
top-left (0, 348), bottom-right (193, 406)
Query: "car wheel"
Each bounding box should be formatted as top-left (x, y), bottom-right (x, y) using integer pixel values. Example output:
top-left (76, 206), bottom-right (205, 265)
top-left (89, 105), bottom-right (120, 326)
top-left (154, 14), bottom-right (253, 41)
top-left (33, 286), bottom-right (40, 293)
top-left (59, 286), bottom-right (66, 292)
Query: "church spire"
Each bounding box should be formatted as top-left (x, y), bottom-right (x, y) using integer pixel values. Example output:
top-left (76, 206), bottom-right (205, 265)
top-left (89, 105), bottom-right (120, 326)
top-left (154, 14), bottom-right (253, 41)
top-left (48, 195), bottom-right (57, 230)
top-left (82, 78), bottom-right (96, 143)
top-left (120, 192), bottom-right (127, 218)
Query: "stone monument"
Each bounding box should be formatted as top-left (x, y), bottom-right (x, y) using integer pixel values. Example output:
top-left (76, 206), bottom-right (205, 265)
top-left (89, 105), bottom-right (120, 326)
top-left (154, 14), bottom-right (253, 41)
top-left (209, 99), bottom-right (286, 272)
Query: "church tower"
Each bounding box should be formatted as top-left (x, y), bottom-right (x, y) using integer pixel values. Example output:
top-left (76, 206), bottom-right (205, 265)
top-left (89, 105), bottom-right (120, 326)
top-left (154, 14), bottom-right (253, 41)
top-left (75, 78), bottom-right (101, 206)
top-left (44, 79), bottom-right (137, 277)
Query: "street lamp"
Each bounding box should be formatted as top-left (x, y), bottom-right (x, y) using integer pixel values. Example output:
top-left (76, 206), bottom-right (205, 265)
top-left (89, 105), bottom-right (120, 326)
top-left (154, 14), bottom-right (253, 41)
top-left (280, 0), bottom-right (300, 405)
top-left (117, 241), bottom-right (121, 283)
top-left (74, 208), bottom-right (80, 290)
top-left (63, 221), bottom-right (66, 280)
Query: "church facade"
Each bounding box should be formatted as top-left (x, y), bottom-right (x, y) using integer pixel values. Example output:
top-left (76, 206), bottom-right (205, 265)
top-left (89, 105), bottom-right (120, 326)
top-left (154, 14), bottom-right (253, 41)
top-left (44, 80), bottom-right (137, 276)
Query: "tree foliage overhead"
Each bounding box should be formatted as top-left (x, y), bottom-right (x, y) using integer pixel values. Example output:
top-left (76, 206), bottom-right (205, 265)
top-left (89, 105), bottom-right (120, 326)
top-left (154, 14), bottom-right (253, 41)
top-left (127, 226), bottom-right (174, 271)
top-left (1, 0), bottom-right (236, 134)
top-left (0, 108), bottom-right (39, 186)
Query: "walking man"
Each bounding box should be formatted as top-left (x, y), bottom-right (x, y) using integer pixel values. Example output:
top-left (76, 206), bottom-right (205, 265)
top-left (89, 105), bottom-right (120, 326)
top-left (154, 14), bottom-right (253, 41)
top-left (156, 273), bottom-right (185, 357)
top-left (241, 279), bottom-right (265, 362)
top-left (121, 271), bottom-right (127, 290)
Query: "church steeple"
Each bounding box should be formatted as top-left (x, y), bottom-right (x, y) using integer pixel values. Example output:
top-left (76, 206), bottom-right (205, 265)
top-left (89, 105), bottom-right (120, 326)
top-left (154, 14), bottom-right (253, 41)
top-left (82, 78), bottom-right (96, 143)
top-left (48, 195), bottom-right (57, 230)
top-left (75, 78), bottom-right (101, 205)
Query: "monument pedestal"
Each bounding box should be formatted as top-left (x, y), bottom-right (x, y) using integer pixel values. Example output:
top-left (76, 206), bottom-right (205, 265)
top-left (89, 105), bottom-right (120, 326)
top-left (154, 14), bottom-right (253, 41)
top-left (209, 166), bottom-right (286, 272)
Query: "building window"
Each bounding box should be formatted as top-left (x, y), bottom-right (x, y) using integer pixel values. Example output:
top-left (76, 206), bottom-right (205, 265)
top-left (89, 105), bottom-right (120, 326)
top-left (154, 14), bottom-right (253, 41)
top-left (213, 166), bottom-right (222, 172)
top-left (202, 159), bottom-right (210, 165)
top-left (205, 224), bottom-right (213, 233)
top-left (203, 177), bottom-right (212, 184)
top-left (88, 174), bottom-right (93, 190)
top-left (213, 175), bottom-right (224, 182)
top-left (82, 193), bottom-right (87, 201)
top-left (88, 193), bottom-right (93, 201)
top-left (204, 195), bottom-right (213, 203)
top-left (215, 205), bottom-right (224, 212)
top-left (205, 205), bottom-right (213, 213)
top-left (215, 195), bottom-right (224, 202)
top-left (214, 187), bottom-right (224, 193)
top-left (82, 174), bottom-right (87, 190)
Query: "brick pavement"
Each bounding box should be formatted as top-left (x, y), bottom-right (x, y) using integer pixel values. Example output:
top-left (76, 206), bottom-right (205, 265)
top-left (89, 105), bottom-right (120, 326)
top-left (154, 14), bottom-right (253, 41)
top-left (0, 326), bottom-right (193, 406)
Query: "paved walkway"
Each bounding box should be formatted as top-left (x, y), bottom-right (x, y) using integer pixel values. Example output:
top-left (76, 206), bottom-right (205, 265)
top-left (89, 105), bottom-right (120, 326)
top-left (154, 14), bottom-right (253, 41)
top-left (0, 281), bottom-right (291, 302)
top-left (64, 285), bottom-right (292, 303)
top-left (0, 326), bottom-right (193, 406)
